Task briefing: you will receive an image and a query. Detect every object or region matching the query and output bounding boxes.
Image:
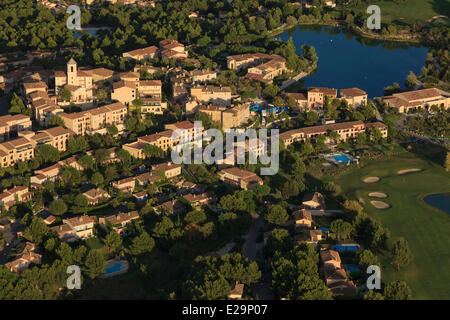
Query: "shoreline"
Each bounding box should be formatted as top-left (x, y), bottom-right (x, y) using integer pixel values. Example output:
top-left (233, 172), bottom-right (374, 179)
top-left (269, 21), bottom-right (423, 46)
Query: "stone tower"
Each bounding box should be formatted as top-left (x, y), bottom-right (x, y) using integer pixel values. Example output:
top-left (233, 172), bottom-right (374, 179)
top-left (67, 58), bottom-right (77, 86)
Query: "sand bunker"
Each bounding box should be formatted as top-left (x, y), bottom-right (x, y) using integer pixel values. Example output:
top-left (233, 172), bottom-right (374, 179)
top-left (398, 168), bottom-right (422, 175)
top-left (371, 200), bottom-right (391, 209)
top-left (363, 177), bottom-right (380, 183)
top-left (369, 192), bottom-right (388, 199)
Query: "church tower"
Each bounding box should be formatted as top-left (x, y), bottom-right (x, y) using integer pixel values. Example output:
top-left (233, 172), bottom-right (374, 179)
top-left (67, 58), bottom-right (77, 86)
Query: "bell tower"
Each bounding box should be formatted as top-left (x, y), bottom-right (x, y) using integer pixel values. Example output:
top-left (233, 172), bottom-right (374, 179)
top-left (67, 58), bottom-right (77, 86)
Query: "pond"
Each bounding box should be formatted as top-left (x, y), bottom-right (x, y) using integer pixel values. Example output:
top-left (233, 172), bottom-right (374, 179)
top-left (423, 193), bottom-right (450, 214)
top-left (279, 25), bottom-right (429, 97)
top-left (74, 26), bottom-right (110, 39)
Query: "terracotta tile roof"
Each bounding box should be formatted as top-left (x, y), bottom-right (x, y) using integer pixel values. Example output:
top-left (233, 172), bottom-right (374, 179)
top-left (340, 88), bottom-right (367, 97)
top-left (308, 87), bottom-right (337, 96)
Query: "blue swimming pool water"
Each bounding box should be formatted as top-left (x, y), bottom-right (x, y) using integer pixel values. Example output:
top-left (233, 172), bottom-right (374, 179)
top-left (105, 262), bottom-right (121, 274)
top-left (319, 227), bottom-right (329, 231)
top-left (332, 154), bottom-right (355, 164)
top-left (332, 245), bottom-right (360, 251)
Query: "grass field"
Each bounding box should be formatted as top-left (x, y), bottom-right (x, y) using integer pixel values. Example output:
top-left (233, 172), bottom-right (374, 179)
top-left (335, 150), bottom-right (450, 299)
top-left (354, 0), bottom-right (450, 26)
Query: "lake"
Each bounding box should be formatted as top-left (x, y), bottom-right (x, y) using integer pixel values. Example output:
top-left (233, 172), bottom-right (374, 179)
top-left (423, 193), bottom-right (450, 214)
top-left (279, 25), bottom-right (429, 97)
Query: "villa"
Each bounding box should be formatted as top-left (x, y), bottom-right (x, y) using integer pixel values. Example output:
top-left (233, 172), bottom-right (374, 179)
top-left (378, 88), bottom-right (450, 113)
top-left (218, 167), bottom-right (263, 190)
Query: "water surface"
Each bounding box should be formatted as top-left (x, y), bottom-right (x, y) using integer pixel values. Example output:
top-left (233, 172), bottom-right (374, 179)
top-left (279, 25), bottom-right (428, 97)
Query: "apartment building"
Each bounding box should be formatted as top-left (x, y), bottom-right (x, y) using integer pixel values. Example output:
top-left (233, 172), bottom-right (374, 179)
top-left (378, 88), bottom-right (450, 113)
top-left (98, 211), bottom-right (140, 235)
top-left (218, 167), bottom-right (264, 190)
top-left (0, 185), bottom-right (33, 211)
top-left (25, 126), bottom-right (72, 152)
top-left (190, 85), bottom-right (232, 106)
top-left (139, 80), bottom-right (162, 98)
top-left (122, 46), bottom-right (159, 62)
top-left (90, 67), bottom-right (116, 83)
top-left (340, 88), bottom-right (367, 107)
top-left (159, 39), bottom-right (187, 60)
top-left (279, 120), bottom-right (388, 147)
top-left (59, 102), bottom-right (127, 135)
top-left (227, 53), bottom-right (277, 71)
top-left (198, 103), bottom-right (250, 130)
top-left (0, 137), bottom-right (35, 167)
top-left (22, 81), bottom-right (48, 96)
top-left (191, 69), bottom-right (217, 84)
top-left (31, 163), bottom-right (62, 185)
top-left (164, 120), bottom-right (203, 144)
top-left (28, 91), bottom-right (62, 127)
top-left (307, 87), bottom-right (338, 108)
top-left (111, 80), bottom-right (137, 104)
top-left (140, 98), bottom-right (168, 116)
top-left (0, 114), bottom-right (32, 142)
top-left (246, 56), bottom-right (287, 83)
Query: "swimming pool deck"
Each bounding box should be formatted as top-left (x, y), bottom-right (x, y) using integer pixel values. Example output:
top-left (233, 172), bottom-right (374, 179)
top-left (322, 152), bottom-right (359, 166)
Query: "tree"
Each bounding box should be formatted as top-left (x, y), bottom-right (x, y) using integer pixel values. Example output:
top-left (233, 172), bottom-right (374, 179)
top-left (128, 232), bottom-right (155, 256)
top-left (391, 237), bottom-right (413, 271)
top-left (60, 88), bottom-right (72, 102)
top-left (23, 217), bottom-right (48, 245)
top-left (265, 204), bottom-right (289, 226)
top-left (184, 210), bottom-right (207, 225)
top-left (90, 172), bottom-right (104, 186)
top-left (48, 115), bottom-right (66, 128)
top-left (96, 89), bottom-right (107, 100)
top-left (330, 219), bottom-right (353, 240)
top-left (291, 157), bottom-right (306, 180)
top-left (37, 144), bottom-right (60, 164)
top-left (93, 148), bottom-right (109, 164)
top-left (107, 125), bottom-right (118, 136)
top-left (49, 199), bottom-right (67, 216)
top-left (84, 250), bottom-right (106, 279)
top-left (77, 154), bottom-right (94, 170)
top-left (74, 194), bottom-right (88, 208)
top-left (104, 231), bottom-right (122, 254)
top-left (9, 93), bottom-right (27, 115)
top-left (445, 152), bottom-right (450, 172)
top-left (358, 249), bottom-right (380, 270)
top-left (324, 181), bottom-right (341, 196)
top-left (364, 290), bottom-right (385, 300)
top-left (143, 144), bottom-right (164, 159)
top-left (300, 141), bottom-right (314, 156)
top-left (105, 166), bottom-right (118, 182)
top-left (68, 136), bottom-right (89, 154)
top-left (304, 111), bottom-right (319, 126)
top-left (383, 281), bottom-right (412, 300)
top-left (262, 84), bottom-right (279, 98)
top-left (266, 228), bottom-right (292, 254)
top-left (405, 71), bottom-right (418, 89)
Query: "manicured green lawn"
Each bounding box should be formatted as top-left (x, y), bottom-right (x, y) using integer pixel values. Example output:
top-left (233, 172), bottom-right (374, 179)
top-left (335, 152), bottom-right (450, 299)
top-left (354, 0), bottom-right (450, 26)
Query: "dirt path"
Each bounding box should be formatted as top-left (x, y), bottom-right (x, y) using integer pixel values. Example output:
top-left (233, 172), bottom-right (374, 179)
top-left (242, 208), bottom-right (275, 300)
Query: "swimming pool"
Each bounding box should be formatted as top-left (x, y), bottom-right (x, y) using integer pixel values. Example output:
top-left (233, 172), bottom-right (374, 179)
top-left (105, 262), bottom-right (121, 274)
top-left (332, 245), bottom-right (360, 251)
top-left (331, 154), bottom-right (356, 164)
